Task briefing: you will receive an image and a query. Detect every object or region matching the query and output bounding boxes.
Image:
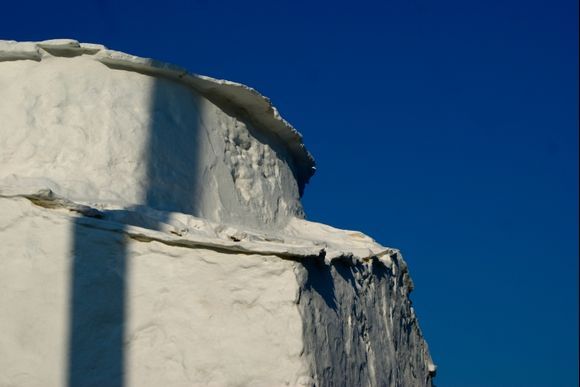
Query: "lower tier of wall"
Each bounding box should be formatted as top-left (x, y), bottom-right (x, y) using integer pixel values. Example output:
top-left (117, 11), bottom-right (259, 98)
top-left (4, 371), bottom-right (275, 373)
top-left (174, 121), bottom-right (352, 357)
top-left (0, 197), bottom-right (434, 386)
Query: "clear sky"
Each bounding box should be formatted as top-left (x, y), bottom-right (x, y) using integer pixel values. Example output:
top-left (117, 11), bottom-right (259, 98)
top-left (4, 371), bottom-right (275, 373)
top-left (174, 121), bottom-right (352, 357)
top-left (2, 0), bottom-right (578, 385)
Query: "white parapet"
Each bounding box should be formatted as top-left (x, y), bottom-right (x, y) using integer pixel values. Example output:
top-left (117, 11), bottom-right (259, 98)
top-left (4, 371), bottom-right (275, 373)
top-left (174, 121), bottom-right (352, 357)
top-left (0, 39), bottom-right (314, 230)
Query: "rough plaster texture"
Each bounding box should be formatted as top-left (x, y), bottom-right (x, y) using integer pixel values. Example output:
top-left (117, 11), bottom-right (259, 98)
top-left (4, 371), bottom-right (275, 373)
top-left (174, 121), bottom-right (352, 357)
top-left (0, 39), bottom-right (435, 386)
top-left (0, 43), bottom-right (304, 230)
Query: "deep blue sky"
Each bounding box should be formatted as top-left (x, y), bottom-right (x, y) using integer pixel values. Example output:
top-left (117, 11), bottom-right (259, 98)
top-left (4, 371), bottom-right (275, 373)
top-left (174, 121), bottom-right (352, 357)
top-left (2, 0), bottom-right (578, 385)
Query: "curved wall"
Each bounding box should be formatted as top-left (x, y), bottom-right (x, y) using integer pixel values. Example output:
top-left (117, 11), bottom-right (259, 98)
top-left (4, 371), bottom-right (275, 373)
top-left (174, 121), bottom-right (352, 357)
top-left (0, 45), bottom-right (305, 229)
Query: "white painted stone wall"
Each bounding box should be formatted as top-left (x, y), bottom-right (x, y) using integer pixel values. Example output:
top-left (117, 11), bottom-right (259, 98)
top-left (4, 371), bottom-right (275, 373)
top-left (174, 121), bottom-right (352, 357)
top-left (0, 198), bottom-right (309, 386)
top-left (0, 40), bottom-right (435, 387)
top-left (0, 41), bottom-right (311, 230)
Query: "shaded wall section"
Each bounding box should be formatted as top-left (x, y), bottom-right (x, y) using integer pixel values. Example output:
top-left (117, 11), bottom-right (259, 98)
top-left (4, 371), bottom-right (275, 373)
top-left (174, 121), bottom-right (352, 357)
top-left (296, 256), bottom-right (436, 387)
top-left (66, 74), bottom-right (202, 386)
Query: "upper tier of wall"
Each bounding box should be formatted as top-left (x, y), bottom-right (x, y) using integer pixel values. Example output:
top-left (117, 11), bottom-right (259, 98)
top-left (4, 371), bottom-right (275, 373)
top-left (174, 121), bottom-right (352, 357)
top-left (0, 39), bottom-right (315, 229)
top-left (0, 39), bottom-right (315, 189)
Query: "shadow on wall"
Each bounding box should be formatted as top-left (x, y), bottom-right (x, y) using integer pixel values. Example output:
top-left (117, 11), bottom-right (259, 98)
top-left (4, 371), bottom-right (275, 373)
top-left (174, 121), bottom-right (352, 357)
top-left (66, 75), bottom-right (202, 386)
top-left (297, 258), bottom-right (434, 387)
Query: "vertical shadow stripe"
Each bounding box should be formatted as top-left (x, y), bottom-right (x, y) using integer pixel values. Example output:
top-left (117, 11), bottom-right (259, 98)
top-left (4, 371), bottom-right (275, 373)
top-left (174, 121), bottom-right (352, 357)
top-left (67, 74), bottom-right (201, 386)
